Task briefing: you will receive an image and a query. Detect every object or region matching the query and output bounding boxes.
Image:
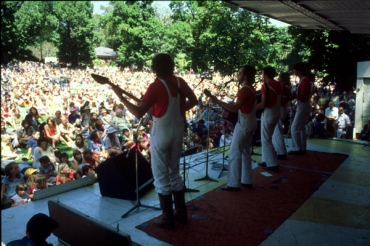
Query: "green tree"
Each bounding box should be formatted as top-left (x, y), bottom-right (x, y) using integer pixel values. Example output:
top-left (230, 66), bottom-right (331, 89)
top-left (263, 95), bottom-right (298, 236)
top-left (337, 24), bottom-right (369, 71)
top-left (53, 1), bottom-right (96, 66)
top-left (103, 1), bottom-right (163, 69)
top-left (1, 1), bottom-right (32, 63)
top-left (289, 28), bottom-right (370, 89)
top-left (14, 1), bottom-right (59, 60)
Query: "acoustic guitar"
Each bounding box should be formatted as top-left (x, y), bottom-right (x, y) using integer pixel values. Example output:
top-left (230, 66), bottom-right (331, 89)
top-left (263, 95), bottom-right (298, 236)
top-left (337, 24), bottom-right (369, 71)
top-left (90, 73), bottom-right (141, 103)
top-left (203, 89), bottom-right (238, 125)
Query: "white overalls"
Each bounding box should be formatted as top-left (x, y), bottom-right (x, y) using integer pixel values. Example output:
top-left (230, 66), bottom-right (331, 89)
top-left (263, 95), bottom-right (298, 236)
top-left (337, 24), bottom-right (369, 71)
top-left (272, 104), bottom-right (288, 155)
top-left (151, 78), bottom-right (184, 195)
top-left (227, 86), bottom-right (257, 187)
top-left (291, 77), bottom-right (311, 152)
top-left (261, 85), bottom-right (281, 167)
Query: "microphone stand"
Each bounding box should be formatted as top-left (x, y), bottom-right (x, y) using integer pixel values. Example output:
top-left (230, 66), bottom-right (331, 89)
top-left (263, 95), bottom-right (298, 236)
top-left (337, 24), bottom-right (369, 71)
top-left (215, 133), bottom-right (228, 178)
top-left (121, 116), bottom-right (160, 218)
top-left (181, 132), bottom-right (199, 193)
top-left (195, 102), bottom-right (218, 183)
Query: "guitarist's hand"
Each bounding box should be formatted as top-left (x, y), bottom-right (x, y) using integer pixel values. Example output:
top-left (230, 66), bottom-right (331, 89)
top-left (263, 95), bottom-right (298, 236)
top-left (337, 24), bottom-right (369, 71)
top-left (111, 84), bottom-right (124, 99)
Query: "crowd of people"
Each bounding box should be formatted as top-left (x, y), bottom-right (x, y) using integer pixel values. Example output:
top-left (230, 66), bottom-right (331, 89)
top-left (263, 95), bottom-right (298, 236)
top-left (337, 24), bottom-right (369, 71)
top-left (1, 56), bottom-right (368, 222)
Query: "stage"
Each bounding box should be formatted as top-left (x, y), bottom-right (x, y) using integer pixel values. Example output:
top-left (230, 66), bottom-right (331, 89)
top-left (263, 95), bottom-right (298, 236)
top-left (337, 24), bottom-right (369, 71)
top-left (1, 137), bottom-right (370, 246)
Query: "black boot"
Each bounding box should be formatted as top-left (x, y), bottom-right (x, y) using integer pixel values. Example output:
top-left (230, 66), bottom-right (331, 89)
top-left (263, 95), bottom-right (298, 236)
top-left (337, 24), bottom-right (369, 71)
top-left (172, 189), bottom-right (188, 224)
top-left (153, 193), bottom-right (175, 230)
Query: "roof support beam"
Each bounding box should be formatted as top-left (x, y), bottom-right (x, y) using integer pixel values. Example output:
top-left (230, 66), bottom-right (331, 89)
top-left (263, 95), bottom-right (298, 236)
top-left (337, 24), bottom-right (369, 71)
top-left (280, 0), bottom-right (344, 31)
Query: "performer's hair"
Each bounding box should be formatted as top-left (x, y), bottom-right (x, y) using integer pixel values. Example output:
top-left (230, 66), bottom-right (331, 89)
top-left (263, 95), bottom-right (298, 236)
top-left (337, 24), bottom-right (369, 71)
top-left (279, 72), bottom-right (291, 86)
top-left (263, 66), bottom-right (276, 79)
top-left (240, 65), bottom-right (256, 85)
top-left (151, 53), bottom-right (175, 77)
top-left (293, 62), bottom-right (310, 76)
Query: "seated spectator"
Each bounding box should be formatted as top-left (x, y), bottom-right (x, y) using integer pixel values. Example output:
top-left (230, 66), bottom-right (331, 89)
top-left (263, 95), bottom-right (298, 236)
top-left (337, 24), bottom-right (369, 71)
top-left (219, 129), bottom-right (233, 147)
top-left (37, 98), bottom-right (51, 121)
top-left (137, 125), bottom-right (150, 148)
top-left (38, 156), bottom-right (56, 184)
top-left (71, 149), bottom-right (85, 175)
top-left (60, 152), bottom-right (74, 169)
top-left (82, 148), bottom-right (101, 170)
top-left (94, 119), bottom-right (108, 141)
top-left (1, 120), bottom-right (19, 148)
top-left (137, 136), bottom-right (150, 161)
top-left (1, 198), bottom-right (15, 210)
top-left (99, 108), bottom-right (112, 125)
top-left (71, 134), bottom-right (87, 153)
top-left (6, 213), bottom-right (59, 246)
top-left (16, 119), bottom-right (35, 147)
top-left (87, 131), bottom-right (108, 159)
top-left (121, 128), bottom-right (135, 151)
top-left (103, 127), bottom-right (122, 156)
top-left (324, 101), bottom-right (338, 137)
top-left (192, 119), bottom-right (207, 139)
top-left (313, 113), bottom-right (326, 138)
top-left (58, 116), bottom-right (75, 147)
top-left (110, 108), bottom-right (130, 134)
top-left (11, 183), bottom-right (31, 206)
top-left (197, 135), bottom-right (214, 153)
top-left (361, 118), bottom-right (370, 141)
top-left (73, 118), bottom-right (89, 139)
top-left (55, 163), bottom-right (80, 185)
top-left (335, 107), bottom-right (351, 139)
top-left (82, 164), bottom-right (97, 179)
top-left (29, 174), bottom-right (48, 195)
top-left (189, 133), bottom-right (201, 148)
top-left (10, 108), bottom-right (23, 130)
top-left (28, 107), bottom-right (46, 128)
top-left (54, 110), bottom-right (63, 126)
top-left (33, 137), bottom-right (56, 169)
top-left (88, 112), bottom-right (98, 132)
top-left (1, 162), bottom-right (24, 201)
top-left (44, 117), bottom-right (61, 149)
top-left (18, 158), bottom-right (32, 177)
top-left (80, 105), bottom-right (91, 128)
top-left (26, 131), bottom-right (40, 159)
top-left (209, 125), bottom-right (222, 147)
top-left (68, 107), bottom-right (80, 124)
top-left (1, 135), bottom-right (20, 160)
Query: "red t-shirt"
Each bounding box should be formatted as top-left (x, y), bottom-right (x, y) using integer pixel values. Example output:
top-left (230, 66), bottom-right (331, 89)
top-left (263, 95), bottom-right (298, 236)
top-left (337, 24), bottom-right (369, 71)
top-left (141, 76), bottom-right (192, 118)
top-left (261, 78), bottom-right (282, 108)
top-left (56, 172), bottom-right (75, 184)
top-left (297, 77), bottom-right (311, 102)
top-left (237, 85), bottom-right (256, 114)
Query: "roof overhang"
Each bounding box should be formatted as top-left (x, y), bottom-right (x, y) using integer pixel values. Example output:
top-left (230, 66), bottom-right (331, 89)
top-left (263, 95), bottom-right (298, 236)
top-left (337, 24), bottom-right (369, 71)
top-left (223, 0), bottom-right (370, 34)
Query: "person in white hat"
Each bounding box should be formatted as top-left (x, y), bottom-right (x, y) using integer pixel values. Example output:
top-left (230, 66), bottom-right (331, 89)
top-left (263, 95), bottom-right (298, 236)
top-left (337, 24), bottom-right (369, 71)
top-left (103, 126), bottom-right (122, 156)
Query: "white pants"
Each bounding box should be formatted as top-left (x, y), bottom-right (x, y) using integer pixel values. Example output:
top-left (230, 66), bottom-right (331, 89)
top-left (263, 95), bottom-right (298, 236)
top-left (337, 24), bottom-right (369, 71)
top-left (261, 108), bottom-right (280, 167)
top-left (291, 101), bottom-right (311, 151)
top-left (272, 106), bottom-right (288, 155)
top-left (227, 112), bottom-right (256, 187)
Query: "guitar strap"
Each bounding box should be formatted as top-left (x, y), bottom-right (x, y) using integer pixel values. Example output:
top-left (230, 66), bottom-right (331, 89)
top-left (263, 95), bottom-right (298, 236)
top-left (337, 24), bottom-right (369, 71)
top-left (159, 77), bottom-right (188, 124)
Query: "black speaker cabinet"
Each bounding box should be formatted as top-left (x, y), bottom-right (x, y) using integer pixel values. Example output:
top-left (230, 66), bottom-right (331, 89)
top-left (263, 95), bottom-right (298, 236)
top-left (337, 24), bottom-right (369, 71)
top-left (96, 150), bottom-right (153, 200)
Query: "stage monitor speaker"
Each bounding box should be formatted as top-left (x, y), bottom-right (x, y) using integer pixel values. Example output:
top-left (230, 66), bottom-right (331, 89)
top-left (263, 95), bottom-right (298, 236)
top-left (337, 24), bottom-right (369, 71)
top-left (96, 150), bottom-right (153, 200)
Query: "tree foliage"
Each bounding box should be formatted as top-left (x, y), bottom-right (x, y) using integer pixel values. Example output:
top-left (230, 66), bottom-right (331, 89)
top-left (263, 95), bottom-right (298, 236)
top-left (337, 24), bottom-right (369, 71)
top-left (53, 1), bottom-right (96, 66)
top-left (1, 0), bottom-right (369, 89)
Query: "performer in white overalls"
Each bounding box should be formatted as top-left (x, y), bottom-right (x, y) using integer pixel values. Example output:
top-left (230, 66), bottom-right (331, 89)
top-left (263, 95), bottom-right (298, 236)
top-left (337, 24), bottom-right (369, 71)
top-left (272, 72), bottom-right (293, 160)
top-left (210, 65), bottom-right (257, 191)
top-left (112, 54), bottom-right (197, 230)
top-left (289, 62), bottom-right (312, 155)
top-left (257, 67), bottom-right (282, 171)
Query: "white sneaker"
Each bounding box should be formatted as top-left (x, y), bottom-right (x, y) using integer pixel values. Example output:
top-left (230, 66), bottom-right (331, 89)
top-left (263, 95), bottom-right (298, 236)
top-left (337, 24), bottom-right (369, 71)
top-left (15, 148), bottom-right (22, 152)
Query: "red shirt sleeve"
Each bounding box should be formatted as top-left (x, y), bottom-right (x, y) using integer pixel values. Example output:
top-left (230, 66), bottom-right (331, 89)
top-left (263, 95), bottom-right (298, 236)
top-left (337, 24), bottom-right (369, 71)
top-left (238, 86), bottom-right (256, 114)
top-left (297, 77), bottom-right (311, 102)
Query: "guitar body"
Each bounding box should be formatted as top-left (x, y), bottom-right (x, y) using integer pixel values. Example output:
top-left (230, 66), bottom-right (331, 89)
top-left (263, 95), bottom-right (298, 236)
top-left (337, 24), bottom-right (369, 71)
top-left (203, 89), bottom-right (238, 125)
top-left (221, 103), bottom-right (238, 125)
